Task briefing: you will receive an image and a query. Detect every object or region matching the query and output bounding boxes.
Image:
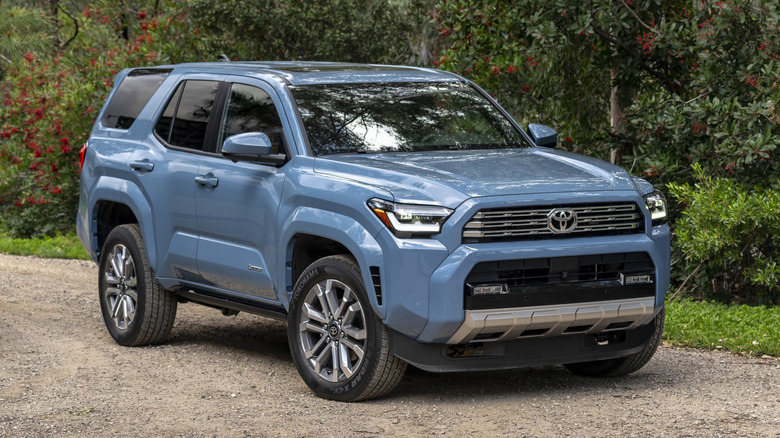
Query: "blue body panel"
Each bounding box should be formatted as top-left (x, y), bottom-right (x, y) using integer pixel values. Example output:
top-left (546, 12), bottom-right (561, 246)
top-left (77, 61), bottom-right (671, 364)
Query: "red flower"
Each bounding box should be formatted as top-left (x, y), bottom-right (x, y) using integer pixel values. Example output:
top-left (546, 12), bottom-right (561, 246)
top-left (61, 137), bottom-right (69, 146)
top-left (61, 145), bottom-right (72, 154)
top-left (14, 200), bottom-right (22, 208)
top-left (138, 10), bottom-right (146, 20)
top-left (52, 187), bottom-right (63, 195)
top-left (24, 52), bottom-right (34, 63)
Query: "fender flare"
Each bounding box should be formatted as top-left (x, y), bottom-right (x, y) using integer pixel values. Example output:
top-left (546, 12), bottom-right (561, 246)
top-left (279, 206), bottom-right (385, 317)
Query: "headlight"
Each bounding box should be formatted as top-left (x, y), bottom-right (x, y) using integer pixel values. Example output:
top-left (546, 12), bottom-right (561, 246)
top-left (368, 198), bottom-right (453, 237)
top-left (643, 190), bottom-right (668, 225)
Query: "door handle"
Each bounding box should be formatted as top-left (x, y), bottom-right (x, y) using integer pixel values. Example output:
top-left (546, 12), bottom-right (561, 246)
top-left (129, 160), bottom-right (154, 172)
top-left (195, 173), bottom-right (219, 188)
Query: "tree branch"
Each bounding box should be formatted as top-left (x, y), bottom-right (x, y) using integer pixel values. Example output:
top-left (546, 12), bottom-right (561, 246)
top-left (58, 5), bottom-right (78, 50)
top-left (619, 0), bottom-right (659, 34)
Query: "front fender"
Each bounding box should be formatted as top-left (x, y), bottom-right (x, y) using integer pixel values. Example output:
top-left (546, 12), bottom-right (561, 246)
top-left (279, 206), bottom-right (385, 317)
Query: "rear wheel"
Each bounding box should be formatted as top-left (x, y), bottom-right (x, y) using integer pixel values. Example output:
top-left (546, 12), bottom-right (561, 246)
top-left (98, 224), bottom-right (177, 346)
top-left (287, 255), bottom-right (406, 401)
top-left (564, 308), bottom-right (665, 377)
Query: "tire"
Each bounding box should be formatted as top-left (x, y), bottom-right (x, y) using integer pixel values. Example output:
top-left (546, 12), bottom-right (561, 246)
top-left (98, 224), bottom-right (177, 347)
top-left (564, 308), bottom-right (665, 377)
top-left (287, 255), bottom-right (407, 401)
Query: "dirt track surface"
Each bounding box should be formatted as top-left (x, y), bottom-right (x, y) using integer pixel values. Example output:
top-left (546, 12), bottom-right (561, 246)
top-left (0, 253), bottom-right (778, 437)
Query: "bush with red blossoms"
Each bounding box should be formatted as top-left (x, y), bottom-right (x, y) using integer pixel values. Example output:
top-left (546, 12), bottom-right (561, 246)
top-left (0, 1), bottom-right (205, 237)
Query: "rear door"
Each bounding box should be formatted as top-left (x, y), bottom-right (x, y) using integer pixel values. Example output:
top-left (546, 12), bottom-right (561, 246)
top-left (127, 75), bottom-right (223, 281)
top-left (193, 78), bottom-right (291, 301)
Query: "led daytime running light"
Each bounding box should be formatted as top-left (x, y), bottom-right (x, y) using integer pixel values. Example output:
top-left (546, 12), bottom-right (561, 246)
top-left (368, 198), bottom-right (453, 236)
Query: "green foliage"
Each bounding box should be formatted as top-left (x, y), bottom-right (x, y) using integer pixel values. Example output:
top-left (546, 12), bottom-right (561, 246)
top-left (665, 298), bottom-right (780, 357)
top-left (0, 0), bottom-right (204, 238)
top-left (0, 5), bottom-right (53, 78)
top-left (0, 232), bottom-right (89, 259)
top-left (668, 164), bottom-right (780, 305)
top-left (434, 1), bottom-right (780, 182)
top-left (188, 0), bottom-right (429, 64)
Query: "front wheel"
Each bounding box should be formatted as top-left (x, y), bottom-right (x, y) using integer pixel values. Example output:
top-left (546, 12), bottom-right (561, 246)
top-left (98, 224), bottom-right (177, 346)
top-left (564, 308), bottom-right (665, 377)
top-left (287, 255), bottom-right (406, 401)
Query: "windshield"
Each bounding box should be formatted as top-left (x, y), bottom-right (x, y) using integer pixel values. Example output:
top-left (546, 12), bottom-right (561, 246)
top-left (290, 82), bottom-right (532, 155)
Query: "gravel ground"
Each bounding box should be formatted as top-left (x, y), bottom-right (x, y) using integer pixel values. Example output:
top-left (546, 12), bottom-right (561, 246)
top-left (0, 253), bottom-right (778, 437)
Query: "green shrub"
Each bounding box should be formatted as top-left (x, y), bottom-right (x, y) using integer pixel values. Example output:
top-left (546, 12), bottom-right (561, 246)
top-left (669, 163), bottom-right (780, 305)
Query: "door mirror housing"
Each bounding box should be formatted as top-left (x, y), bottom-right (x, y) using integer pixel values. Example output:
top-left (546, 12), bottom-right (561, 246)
top-left (527, 123), bottom-right (558, 148)
top-left (221, 132), bottom-right (285, 165)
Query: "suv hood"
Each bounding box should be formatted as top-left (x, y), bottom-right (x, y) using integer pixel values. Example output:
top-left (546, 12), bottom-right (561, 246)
top-left (313, 148), bottom-right (638, 207)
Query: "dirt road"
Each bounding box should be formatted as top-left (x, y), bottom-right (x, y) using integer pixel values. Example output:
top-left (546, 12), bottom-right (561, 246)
top-left (0, 253), bottom-right (778, 437)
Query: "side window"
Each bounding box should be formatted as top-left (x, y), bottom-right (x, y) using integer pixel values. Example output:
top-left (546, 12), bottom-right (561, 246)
top-left (154, 80), bottom-right (219, 151)
top-left (102, 69), bottom-right (170, 129)
top-left (220, 83), bottom-right (286, 155)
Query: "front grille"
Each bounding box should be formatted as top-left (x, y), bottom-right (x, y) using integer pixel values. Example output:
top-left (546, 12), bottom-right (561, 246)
top-left (465, 252), bottom-right (655, 310)
top-left (462, 202), bottom-right (643, 243)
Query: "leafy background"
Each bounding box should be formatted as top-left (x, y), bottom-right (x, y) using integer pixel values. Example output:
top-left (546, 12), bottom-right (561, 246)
top-left (1, 0), bottom-right (778, 305)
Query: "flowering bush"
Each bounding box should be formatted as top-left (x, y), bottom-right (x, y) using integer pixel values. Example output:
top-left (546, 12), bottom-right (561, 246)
top-left (434, 0), bottom-right (780, 186)
top-left (0, 1), bottom-right (204, 237)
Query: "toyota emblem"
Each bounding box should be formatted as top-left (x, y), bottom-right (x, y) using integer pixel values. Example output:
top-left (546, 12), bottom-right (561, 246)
top-left (547, 208), bottom-right (577, 233)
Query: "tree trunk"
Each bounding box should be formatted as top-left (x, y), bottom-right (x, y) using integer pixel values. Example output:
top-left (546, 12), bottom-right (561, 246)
top-left (609, 67), bottom-right (635, 165)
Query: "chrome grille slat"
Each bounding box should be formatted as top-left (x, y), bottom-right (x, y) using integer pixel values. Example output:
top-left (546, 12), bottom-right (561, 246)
top-left (463, 202), bottom-right (644, 242)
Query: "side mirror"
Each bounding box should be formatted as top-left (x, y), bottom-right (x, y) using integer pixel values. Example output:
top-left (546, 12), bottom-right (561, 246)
top-left (527, 123), bottom-right (558, 148)
top-left (221, 132), bottom-right (285, 166)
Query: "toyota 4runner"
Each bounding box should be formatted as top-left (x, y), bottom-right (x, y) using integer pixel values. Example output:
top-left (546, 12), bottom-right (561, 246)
top-left (77, 61), bottom-right (670, 401)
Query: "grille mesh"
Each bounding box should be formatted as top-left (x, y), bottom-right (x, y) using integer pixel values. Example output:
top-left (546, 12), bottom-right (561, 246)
top-left (463, 202), bottom-right (643, 243)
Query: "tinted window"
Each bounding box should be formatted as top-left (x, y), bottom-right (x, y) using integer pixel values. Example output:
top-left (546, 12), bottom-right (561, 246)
top-left (220, 84), bottom-right (285, 154)
top-left (101, 69), bottom-right (170, 129)
top-left (290, 82), bottom-right (531, 156)
top-left (154, 83), bottom-right (183, 143)
top-left (155, 80), bottom-right (219, 151)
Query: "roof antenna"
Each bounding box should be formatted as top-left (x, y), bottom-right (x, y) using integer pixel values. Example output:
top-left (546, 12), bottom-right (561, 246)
top-left (217, 54), bottom-right (230, 62)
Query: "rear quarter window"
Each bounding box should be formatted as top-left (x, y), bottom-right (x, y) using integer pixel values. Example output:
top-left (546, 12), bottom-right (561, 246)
top-left (101, 69), bottom-right (171, 129)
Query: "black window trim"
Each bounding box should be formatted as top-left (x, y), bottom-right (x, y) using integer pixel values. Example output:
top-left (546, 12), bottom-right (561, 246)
top-left (151, 76), bottom-right (292, 165)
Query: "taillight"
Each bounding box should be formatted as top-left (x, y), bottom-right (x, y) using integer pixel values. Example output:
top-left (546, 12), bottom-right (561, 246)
top-left (78, 143), bottom-right (87, 172)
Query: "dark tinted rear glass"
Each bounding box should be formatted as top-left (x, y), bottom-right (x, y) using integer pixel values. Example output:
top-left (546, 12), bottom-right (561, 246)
top-left (168, 80), bottom-right (219, 150)
top-left (101, 69), bottom-right (170, 129)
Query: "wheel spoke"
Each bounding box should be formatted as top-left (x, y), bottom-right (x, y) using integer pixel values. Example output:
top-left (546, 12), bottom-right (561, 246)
top-left (301, 321), bottom-right (326, 335)
top-left (303, 333), bottom-right (328, 359)
top-left (110, 295), bottom-right (123, 318)
top-left (343, 325), bottom-right (366, 341)
top-left (342, 303), bottom-right (361, 326)
top-left (322, 279), bottom-right (340, 318)
top-left (341, 337), bottom-right (365, 361)
top-left (339, 343), bottom-right (356, 378)
top-left (313, 342), bottom-right (333, 377)
top-left (334, 287), bottom-right (352, 319)
top-left (328, 342), bottom-right (340, 382)
top-left (303, 302), bottom-right (327, 324)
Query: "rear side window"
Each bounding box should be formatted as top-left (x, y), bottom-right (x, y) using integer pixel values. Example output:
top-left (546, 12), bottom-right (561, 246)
top-left (101, 69), bottom-right (170, 129)
top-left (154, 80), bottom-right (219, 151)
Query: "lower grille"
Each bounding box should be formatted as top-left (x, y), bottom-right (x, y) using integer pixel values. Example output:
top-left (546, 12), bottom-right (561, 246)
top-left (465, 252), bottom-right (655, 310)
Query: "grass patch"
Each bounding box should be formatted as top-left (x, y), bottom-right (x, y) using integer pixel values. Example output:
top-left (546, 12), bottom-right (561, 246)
top-left (0, 233), bottom-right (90, 260)
top-left (664, 298), bottom-right (780, 357)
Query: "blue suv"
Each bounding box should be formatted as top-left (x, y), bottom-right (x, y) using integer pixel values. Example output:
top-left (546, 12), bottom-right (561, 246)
top-left (77, 61), bottom-right (670, 401)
